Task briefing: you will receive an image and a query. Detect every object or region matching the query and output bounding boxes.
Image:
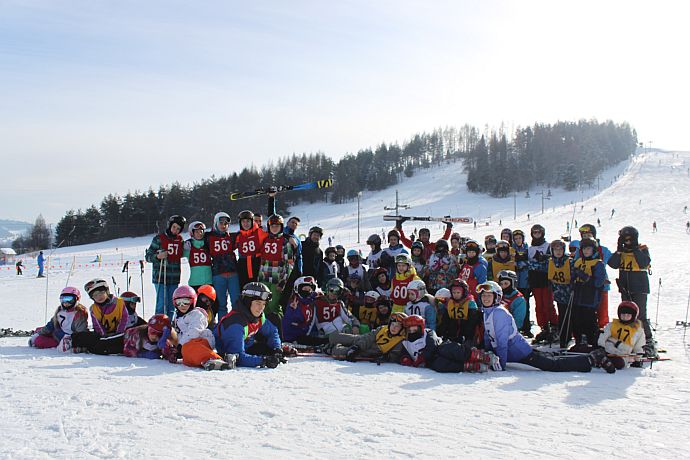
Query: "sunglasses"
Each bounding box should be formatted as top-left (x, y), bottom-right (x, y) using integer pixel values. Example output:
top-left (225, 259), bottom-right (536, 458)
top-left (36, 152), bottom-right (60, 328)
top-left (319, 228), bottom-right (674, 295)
top-left (174, 298), bottom-right (193, 307)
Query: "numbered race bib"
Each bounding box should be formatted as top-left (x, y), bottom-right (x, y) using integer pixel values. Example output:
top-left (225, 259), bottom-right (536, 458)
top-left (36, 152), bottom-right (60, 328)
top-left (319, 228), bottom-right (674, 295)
top-left (610, 319), bottom-right (640, 347)
top-left (261, 236), bottom-right (285, 263)
top-left (97, 298), bottom-right (126, 334)
top-left (619, 252), bottom-right (646, 272)
top-left (358, 305), bottom-right (377, 325)
top-left (391, 276), bottom-right (413, 305)
top-left (208, 234), bottom-right (233, 257)
top-left (237, 233), bottom-right (260, 257)
top-left (188, 244), bottom-right (211, 267)
top-left (316, 300), bottom-right (341, 323)
top-left (375, 326), bottom-right (404, 354)
top-left (447, 299), bottom-right (469, 321)
top-left (57, 309), bottom-right (77, 334)
top-left (160, 233), bottom-right (183, 263)
top-left (491, 259), bottom-right (516, 280)
top-left (547, 260), bottom-right (571, 285)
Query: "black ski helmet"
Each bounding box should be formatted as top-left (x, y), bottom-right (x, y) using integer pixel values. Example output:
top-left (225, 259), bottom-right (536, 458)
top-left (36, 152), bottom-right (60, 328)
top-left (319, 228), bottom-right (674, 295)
top-left (435, 239), bottom-right (449, 253)
top-left (167, 215), bottom-right (187, 231)
top-left (366, 234), bottom-right (382, 246)
top-left (579, 223), bottom-right (597, 238)
top-left (619, 226), bottom-right (639, 246)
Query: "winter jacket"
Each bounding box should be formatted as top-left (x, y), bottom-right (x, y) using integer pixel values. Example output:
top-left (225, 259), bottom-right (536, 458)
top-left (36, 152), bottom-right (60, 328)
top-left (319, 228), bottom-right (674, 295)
top-left (283, 227), bottom-right (302, 273)
top-left (206, 229), bottom-right (238, 275)
top-left (458, 258), bottom-right (487, 295)
top-left (123, 325), bottom-right (177, 361)
top-left (39, 303), bottom-right (89, 341)
top-left (425, 252), bottom-right (459, 292)
top-left (500, 289), bottom-right (526, 328)
top-left (301, 238), bottom-right (324, 280)
top-left (214, 302), bottom-right (281, 367)
top-left (258, 233), bottom-right (296, 288)
top-left (597, 319), bottom-right (645, 362)
top-left (400, 329), bottom-right (443, 367)
top-left (547, 256), bottom-right (574, 305)
top-left (482, 304), bottom-right (533, 370)
top-left (90, 296), bottom-right (129, 336)
top-left (313, 296), bottom-right (360, 336)
top-left (437, 296), bottom-right (481, 344)
top-left (487, 254), bottom-right (516, 281)
top-left (607, 246), bottom-right (651, 294)
top-left (572, 240), bottom-right (612, 291)
top-left (527, 239), bottom-right (550, 288)
top-left (572, 256), bottom-right (606, 309)
top-left (513, 242), bottom-right (530, 289)
top-left (282, 293), bottom-right (317, 342)
top-left (404, 299), bottom-right (437, 331)
top-left (145, 231), bottom-right (183, 284)
top-left (183, 238), bottom-right (213, 286)
top-left (174, 308), bottom-right (215, 348)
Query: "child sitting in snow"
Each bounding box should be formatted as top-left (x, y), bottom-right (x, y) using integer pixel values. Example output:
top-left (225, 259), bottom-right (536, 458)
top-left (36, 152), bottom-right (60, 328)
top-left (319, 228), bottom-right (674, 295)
top-left (123, 314), bottom-right (177, 361)
top-left (29, 287), bottom-right (89, 352)
top-left (171, 285), bottom-right (233, 370)
top-left (597, 301), bottom-right (646, 370)
top-left (328, 312), bottom-right (408, 362)
top-left (120, 291), bottom-right (147, 330)
top-left (313, 278), bottom-right (360, 337)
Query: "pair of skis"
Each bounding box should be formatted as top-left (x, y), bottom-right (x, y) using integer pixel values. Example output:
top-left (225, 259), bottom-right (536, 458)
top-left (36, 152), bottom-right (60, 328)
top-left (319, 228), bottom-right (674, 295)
top-left (229, 176), bottom-right (334, 201)
top-left (383, 215), bottom-right (473, 224)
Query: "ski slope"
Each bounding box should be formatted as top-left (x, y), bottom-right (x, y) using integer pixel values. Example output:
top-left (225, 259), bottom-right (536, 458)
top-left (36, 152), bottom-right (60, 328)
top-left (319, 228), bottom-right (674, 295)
top-left (1, 150), bottom-right (689, 459)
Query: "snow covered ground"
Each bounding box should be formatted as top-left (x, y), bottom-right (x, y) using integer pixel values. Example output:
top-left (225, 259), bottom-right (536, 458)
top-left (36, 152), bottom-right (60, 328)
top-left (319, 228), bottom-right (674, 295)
top-left (1, 150), bottom-right (690, 459)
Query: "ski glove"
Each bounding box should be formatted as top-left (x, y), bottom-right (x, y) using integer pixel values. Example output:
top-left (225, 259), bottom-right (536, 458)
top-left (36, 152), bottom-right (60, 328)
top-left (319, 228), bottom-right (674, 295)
top-left (263, 354), bottom-right (282, 369)
top-left (157, 327), bottom-right (171, 350)
top-left (489, 353), bottom-right (502, 371)
top-left (272, 348), bottom-right (288, 363)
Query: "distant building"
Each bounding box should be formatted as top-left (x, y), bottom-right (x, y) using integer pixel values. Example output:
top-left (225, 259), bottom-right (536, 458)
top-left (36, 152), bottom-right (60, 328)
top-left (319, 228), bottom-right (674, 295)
top-left (0, 248), bottom-right (17, 265)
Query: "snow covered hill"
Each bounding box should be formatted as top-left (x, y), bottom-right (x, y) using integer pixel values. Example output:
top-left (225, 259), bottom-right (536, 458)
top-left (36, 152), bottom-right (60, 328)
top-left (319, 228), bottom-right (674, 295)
top-left (1, 151), bottom-right (689, 459)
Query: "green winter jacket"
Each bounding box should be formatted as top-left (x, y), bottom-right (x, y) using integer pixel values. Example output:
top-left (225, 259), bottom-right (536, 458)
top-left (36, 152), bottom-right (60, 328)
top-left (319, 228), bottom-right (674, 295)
top-left (144, 233), bottom-right (182, 285)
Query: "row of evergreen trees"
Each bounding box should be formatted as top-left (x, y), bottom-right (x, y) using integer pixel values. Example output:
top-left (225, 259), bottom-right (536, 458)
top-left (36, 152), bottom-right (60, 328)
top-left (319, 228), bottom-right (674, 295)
top-left (43, 119), bottom-right (636, 249)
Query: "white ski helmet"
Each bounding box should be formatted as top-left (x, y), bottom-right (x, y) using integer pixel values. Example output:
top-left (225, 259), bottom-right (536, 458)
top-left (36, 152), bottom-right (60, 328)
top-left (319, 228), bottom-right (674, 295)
top-left (407, 279), bottom-right (427, 302)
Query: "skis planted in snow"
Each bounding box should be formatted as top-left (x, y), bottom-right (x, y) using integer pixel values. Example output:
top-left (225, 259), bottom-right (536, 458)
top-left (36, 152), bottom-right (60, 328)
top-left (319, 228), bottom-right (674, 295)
top-left (383, 215), bottom-right (473, 224)
top-left (229, 176), bottom-right (334, 201)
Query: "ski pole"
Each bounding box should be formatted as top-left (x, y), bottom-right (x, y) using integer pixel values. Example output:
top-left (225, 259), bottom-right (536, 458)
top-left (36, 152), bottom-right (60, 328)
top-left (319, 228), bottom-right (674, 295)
top-left (139, 260), bottom-right (146, 319)
top-left (112, 276), bottom-right (119, 296)
top-left (654, 277), bottom-right (662, 331)
top-left (65, 255), bottom-right (76, 287)
top-left (122, 261), bottom-right (130, 290)
top-left (684, 283), bottom-right (690, 342)
top-left (44, 226), bottom-right (76, 323)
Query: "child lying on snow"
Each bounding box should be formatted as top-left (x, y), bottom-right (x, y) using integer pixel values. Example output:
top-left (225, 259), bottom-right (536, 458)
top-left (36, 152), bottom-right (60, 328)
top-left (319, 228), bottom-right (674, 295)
top-left (123, 314), bottom-right (177, 361)
top-left (29, 286), bottom-right (89, 352)
top-left (327, 312), bottom-right (407, 362)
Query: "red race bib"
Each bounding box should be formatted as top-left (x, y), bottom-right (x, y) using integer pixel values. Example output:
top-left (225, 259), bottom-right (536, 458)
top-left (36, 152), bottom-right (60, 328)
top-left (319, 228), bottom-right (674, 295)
top-left (188, 244), bottom-right (211, 267)
top-left (208, 234), bottom-right (234, 257)
top-left (160, 234), bottom-right (183, 263)
top-left (261, 236), bottom-right (285, 263)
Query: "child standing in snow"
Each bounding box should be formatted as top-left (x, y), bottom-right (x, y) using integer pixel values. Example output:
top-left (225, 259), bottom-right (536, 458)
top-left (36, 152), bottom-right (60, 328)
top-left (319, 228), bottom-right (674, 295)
top-left (183, 221), bottom-right (213, 290)
top-left (570, 237), bottom-right (606, 351)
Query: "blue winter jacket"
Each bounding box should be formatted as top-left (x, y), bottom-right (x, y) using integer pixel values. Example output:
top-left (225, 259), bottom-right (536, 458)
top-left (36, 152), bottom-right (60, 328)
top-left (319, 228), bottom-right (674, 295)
top-left (512, 243), bottom-right (529, 289)
top-left (482, 305), bottom-right (533, 370)
top-left (282, 293), bottom-right (317, 342)
top-left (572, 240), bottom-right (612, 291)
top-left (572, 257), bottom-right (606, 309)
top-left (214, 302), bottom-right (281, 367)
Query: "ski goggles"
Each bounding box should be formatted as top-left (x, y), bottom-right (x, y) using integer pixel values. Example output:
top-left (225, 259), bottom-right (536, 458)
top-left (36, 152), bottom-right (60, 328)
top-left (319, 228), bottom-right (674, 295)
top-left (244, 289), bottom-right (272, 301)
top-left (60, 294), bottom-right (77, 304)
top-left (174, 298), bottom-right (193, 308)
top-left (120, 294), bottom-right (141, 303)
top-left (217, 217), bottom-right (230, 225)
top-left (476, 283), bottom-right (496, 294)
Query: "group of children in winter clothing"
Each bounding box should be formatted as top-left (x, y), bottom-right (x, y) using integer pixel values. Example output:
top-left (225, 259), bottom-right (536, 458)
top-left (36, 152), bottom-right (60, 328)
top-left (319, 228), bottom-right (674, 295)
top-left (28, 214), bottom-right (655, 375)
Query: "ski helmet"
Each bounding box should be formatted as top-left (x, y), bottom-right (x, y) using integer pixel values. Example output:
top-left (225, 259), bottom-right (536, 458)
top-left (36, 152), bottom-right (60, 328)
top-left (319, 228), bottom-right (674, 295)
top-left (550, 239), bottom-right (566, 252)
top-left (120, 291), bottom-right (141, 304)
top-left (530, 224), bottom-right (545, 237)
top-left (346, 249), bottom-right (360, 259)
top-left (407, 279), bottom-right (427, 302)
top-left (172, 285), bottom-right (197, 308)
top-left (373, 267), bottom-right (389, 282)
top-left (450, 232), bottom-right (461, 242)
top-left (512, 229), bottom-right (525, 240)
top-left (500, 228), bottom-right (513, 242)
top-left (364, 290), bottom-right (381, 304)
top-left (485, 234), bottom-right (497, 245)
top-left (197, 284), bottom-right (217, 302)
top-left (241, 282), bottom-right (272, 302)
top-left (435, 239), bottom-right (449, 253)
top-left (579, 223), bottom-right (597, 237)
top-left (213, 212), bottom-right (231, 231)
top-left (267, 214), bottom-right (284, 232)
top-left (293, 276), bottom-right (317, 298)
top-left (376, 296), bottom-right (392, 313)
top-left (394, 253), bottom-right (412, 268)
top-left (325, 246), bottom-right (337, 257)
top-left (619, 226), bottom-right (639, 246)
top-left (449, 278), bottom-right (469, 300)
top-left (61, 286), bottom-right (81, 301)
top-left (389, 312), bottom-right (408, 326)
top-left (434, 288), bottom-right (451, 303)
top-left (476, 281), bottom-right (502, 307)
top-left (497, 270), bottom-right (518, 291)
top-left (411, 241), bottom-right (424, 254)
top-left (496, 240), bottom-right (511, 252)
top-left (617, 301), bottom-right (639, 324)
top-left (84, 278), bottom-right (109, 297)
top-left (238, 210), bottom-right (255, 222)
top-left (325, 278), bottom-right (345, 295)
top-left (579, 236), bottom-right (598, 252)
top-left (464, 240), bottom-right (481, 254)
top-left (403, 314), bottom-right (425, 340)
top-left (366, 234), bottom-right (382, 246)
top-left (387, 229), bottom-right (401, 242)
top-left (188, 221), bottom-right (206, 238)
top-left (167, 215), bottom-right (187, 231)
top-left (309, 226), bottom-right (323, 237)
top-left (148, 314), bottom-right (171, 335)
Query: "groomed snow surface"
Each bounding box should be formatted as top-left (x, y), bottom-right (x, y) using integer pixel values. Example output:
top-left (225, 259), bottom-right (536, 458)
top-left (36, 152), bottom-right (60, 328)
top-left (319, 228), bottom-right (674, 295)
top-left (1, 151), bottom-right (690, 459)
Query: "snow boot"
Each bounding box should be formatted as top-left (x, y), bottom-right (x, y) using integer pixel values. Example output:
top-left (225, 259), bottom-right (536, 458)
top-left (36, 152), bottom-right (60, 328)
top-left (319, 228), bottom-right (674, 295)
top-left (467, 347), bottom-right (492, 364)
top-left (463, 361), bottom-right (489, 373)
top-left (203, 358), bottom-right (231, 371)
top-left (643, 339), bottom-right (658, 358)
top-left (588, 348), bottom-right (616, 373)
top-left (223, 353), bottom-right (238, 369)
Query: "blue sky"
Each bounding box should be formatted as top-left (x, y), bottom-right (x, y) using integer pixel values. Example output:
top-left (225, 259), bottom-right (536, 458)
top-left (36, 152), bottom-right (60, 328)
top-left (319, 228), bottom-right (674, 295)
top-left (1, 0), bottom-right (688, 223)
